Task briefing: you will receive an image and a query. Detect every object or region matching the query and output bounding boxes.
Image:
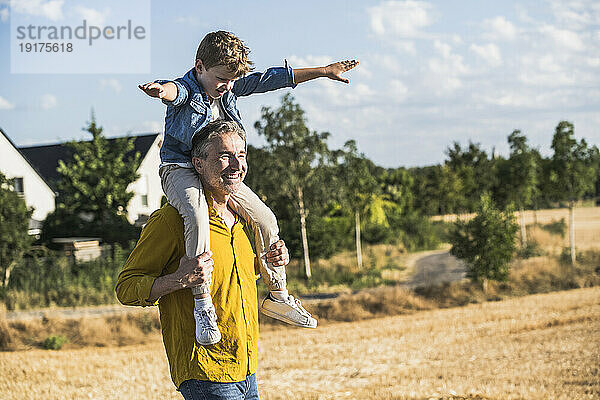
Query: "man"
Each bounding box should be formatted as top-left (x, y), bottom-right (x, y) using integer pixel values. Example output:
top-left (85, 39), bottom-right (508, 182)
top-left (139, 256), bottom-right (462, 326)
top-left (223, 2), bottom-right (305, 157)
top-left (115, 120), bottom-right (295, 399)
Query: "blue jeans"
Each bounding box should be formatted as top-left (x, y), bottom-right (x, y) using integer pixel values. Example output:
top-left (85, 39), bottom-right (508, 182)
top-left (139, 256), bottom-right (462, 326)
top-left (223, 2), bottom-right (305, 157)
top-left (179, 373), bottom-right (260, 400)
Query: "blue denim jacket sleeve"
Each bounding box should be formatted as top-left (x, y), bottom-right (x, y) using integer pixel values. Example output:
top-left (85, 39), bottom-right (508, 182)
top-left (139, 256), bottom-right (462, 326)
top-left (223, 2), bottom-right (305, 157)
top-left (154, 79), bottom-right (188, 107)
top-left (233, 60), bottom-right (297, 97)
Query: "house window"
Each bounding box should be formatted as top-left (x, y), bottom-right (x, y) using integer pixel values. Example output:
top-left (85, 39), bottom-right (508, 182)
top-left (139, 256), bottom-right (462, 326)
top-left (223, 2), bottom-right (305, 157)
top-left (141, 195), bottom-right (148, 207)
top-left (13, 177), bottom-right (24, 195)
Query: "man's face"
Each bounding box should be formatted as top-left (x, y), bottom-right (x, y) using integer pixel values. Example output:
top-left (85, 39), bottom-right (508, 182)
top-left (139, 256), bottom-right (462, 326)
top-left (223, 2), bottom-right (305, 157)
top-left (193, 132), bottom-right (247, 196)
top-left (195, 60), bottom-right (239, 100)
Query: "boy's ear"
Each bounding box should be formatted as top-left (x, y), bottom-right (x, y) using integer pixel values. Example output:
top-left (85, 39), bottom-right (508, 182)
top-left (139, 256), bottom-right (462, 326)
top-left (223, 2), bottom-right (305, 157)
top-left (194, 59), bottom-right (204, 74)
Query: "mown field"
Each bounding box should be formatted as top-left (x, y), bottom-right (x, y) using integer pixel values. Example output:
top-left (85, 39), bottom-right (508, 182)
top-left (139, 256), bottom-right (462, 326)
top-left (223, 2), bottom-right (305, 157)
top-left (434, 205), bottom-right (600, 252)
top-left (1, 287), bottom-right (598, 400)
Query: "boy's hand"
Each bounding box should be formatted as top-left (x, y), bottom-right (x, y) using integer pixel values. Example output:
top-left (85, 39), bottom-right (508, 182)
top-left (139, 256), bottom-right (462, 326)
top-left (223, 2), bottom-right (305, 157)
top-left (324, 59), bottom-right (359, 84)
top-left (139, 82), bottom-right (167, 99)
top-left (265, 240), bottom-right (290, 267)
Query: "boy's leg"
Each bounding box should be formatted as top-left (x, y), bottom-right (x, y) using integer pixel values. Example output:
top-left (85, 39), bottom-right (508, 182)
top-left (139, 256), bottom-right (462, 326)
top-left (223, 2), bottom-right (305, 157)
top-left (160, 165), bottom-right (221, 345)
top-left (229, 183), bottom-right (316, 328)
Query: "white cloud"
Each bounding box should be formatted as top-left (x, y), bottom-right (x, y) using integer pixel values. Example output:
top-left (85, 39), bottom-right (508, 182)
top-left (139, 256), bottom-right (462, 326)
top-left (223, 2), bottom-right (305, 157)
top-left (392, 40), bottom-right (416, 55)
top-left (371, 54), bottom-right (405, 75)
top-left (426, 41), bottom-right (469, 94)
top-left (287, 55), bottom-right (333, 67)
top-left (10, 0), bottom-right (64, 21)
top-left (539, 24), bottom-right (585, 51)
top-left (483, 16), bottom-right (517, 40)
top-left (470, 43), bottom-right (502, 67)
top-left (141, 120), bottom-right (162, 133)
top-left (548, 0), bottom-right (596, 31)
top-left (174, 16), bottom-right (203, 26)
top-left (0, 96), bottom-right (14, 110)
top-left (368, 1), bottom-right (434, 38)
top-left (75, 5), bottom-right (109, 26)
top-left (100, 78), bottom-right (122, 94)
top-left (390, 79), bottom-right (409, 101)
top-left (40, 94), bottom-right (57, 110)
top-left (0, 7), bottom-right (8, 22)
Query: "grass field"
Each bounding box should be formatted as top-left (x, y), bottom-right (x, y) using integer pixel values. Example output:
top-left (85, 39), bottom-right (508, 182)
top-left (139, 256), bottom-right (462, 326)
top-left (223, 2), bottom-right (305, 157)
top-left (1, 287), bottom-right (598, 400)
top-left (434, 205), bottom-right (600, 252)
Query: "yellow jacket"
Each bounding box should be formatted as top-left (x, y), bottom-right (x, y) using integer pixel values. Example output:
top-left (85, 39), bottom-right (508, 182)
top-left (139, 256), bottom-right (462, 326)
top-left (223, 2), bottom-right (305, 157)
top-left (115, 203), bottom-right (259, 387)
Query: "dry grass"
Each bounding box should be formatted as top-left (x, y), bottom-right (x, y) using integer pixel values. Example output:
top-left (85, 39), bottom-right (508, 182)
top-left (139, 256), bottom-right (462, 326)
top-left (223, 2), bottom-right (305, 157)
top-left (1, 308), bottom-right (161, 351)
top-left (435, 206), bottom-right (600, 252)
top-left (0, 287), bottom-right (598, 399)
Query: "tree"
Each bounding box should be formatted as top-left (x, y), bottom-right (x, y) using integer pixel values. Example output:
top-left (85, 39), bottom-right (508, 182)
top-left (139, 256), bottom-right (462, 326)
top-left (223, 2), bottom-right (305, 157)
top-left (334, 140), bottom-right (379, 268)
top-left (254, 94), bottom-right (330, 278)
top-left (445, 141), bottom-right (495, 212)
top-left (549, 121), bottom-right (599, 265)
top-left (506, 130), bottom-right (538, 247)
top-left (449, 194), bottom-right (518, 292)
top-left (43, 111), bottom-right (142, 244)
top-left (0, 172), bottom-right (33, 288)
top-left (56, 111), bottom-right (141, 220)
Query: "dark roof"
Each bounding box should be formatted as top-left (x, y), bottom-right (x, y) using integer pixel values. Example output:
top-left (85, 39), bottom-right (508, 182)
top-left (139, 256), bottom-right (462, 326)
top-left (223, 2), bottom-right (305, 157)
top-left (18, 133), bottom-right (159, 189)
top-left (0, 127), bottom-right (56, 191)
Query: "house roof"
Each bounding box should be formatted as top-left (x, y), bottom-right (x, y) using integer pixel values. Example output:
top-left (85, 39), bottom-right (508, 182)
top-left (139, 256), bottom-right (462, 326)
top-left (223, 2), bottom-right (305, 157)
top-left (0, 127), bottom-right (56, 192)
top-left (18, 133), bottom-right (160, 189)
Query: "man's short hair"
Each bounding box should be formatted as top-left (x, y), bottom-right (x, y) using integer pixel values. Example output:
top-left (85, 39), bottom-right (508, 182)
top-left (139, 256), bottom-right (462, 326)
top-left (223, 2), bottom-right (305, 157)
top-left (191, 120), bottom-right (246, 160)
top-left (195, 31), bottom-right (254, 77)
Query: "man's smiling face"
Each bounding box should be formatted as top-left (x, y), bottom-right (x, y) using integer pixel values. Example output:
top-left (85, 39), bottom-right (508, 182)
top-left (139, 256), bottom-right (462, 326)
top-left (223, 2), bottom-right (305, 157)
top-left (194, 131), bottom-right (247, 196)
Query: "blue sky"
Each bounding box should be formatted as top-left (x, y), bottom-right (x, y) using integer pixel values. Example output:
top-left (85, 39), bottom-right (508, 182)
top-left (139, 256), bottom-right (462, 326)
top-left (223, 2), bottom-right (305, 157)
top-left (0, 0), bottom-right (598, 167)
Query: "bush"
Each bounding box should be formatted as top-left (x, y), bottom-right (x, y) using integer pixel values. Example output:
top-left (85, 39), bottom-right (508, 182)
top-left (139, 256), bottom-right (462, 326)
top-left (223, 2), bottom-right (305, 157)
top-left (517, 240), bottom-right (545, 259)
top-left (449, 194), bottom-right (518, 287)
top-left (539, 218), bottom-right (567, 238)
top-left (43, 335), bottom-right (67, 350)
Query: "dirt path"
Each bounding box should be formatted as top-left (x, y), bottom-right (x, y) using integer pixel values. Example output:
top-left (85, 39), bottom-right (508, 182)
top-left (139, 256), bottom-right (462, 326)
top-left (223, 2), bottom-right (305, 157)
top-left (402, 249), bottom-right (467, 289)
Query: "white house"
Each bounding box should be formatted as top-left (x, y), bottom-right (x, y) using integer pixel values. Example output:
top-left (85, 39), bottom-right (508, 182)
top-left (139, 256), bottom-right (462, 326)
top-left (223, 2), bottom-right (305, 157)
top-left (124, 134), bottom-right (164, 225)
top-left (0, 128), bottom-right (56, 226)
top-left (17, 133), bottom-right (164, 226)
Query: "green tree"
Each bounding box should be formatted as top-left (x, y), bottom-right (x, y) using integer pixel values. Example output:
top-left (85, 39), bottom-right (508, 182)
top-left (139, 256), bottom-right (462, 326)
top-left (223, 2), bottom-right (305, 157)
top-left (0, 172), bottom-right (33, 288)
top-left (334, 140), bottom-right (379, 268)
top-left (506, 130), bottom-right (538, 247)
top-left (449, 194), bottom-right (518, 291)
top-left (445, 141), bottom-right (494, 212)
top-left (43, 112), bottom-right (141, 244)
top-left (56, 111), bottom-right (141, 220)
top-left (254, 94), bottom-right (330, 278)
top-left (549, 121), bottom-right (599, 264)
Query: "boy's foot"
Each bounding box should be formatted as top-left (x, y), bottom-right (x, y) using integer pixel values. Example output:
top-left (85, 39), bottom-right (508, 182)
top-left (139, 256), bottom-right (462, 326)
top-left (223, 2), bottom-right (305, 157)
top-left (260, 293), bottom-right (317, 328)
top-left (194, 305), bottom-right (221, 345)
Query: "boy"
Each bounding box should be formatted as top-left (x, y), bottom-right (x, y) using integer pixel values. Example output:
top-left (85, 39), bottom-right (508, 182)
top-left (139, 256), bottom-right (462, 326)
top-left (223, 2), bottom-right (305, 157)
top-left (139, 30), bottom-right (357, 345)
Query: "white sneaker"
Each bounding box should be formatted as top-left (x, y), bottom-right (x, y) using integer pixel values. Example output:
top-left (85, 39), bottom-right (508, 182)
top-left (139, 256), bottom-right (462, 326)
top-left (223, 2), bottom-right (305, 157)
top-left (194, 305), bottom-right (221, 345)
top-left (260, 293), bottom-right (317, 328)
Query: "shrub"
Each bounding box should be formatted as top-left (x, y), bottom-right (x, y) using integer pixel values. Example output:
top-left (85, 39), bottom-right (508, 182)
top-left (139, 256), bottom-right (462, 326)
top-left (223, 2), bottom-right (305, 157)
top-left (449, 194), bottom-right (518, 288)
top-left (43, 335), bottom-right (67, 350)
top-left (517, 240), bottom-right (545, 259)
top-left (539, 218), bottom-right (567, 238)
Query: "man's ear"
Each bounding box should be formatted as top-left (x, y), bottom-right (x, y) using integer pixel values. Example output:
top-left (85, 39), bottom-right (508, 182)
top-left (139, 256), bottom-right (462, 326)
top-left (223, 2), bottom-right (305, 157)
top-left (192, 157), bottom-right (202, 172)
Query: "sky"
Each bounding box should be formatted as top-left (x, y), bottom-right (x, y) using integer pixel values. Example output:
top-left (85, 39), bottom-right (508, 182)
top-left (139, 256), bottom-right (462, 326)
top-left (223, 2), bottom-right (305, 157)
top-left (0, 0), bottom-right (598, 167)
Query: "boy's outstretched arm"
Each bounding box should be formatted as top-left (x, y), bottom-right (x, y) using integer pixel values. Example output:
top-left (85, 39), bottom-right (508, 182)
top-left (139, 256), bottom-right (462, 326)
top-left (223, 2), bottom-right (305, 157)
top-left (293, 59), bottom-right (358, 84)
top-left (138, 82), bottom-right (179, 102)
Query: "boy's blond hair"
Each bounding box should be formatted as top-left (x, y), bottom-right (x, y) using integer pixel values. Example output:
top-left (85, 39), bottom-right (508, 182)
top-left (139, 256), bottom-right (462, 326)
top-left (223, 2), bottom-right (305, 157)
top-left (195, 31), bottom-right (254, 77)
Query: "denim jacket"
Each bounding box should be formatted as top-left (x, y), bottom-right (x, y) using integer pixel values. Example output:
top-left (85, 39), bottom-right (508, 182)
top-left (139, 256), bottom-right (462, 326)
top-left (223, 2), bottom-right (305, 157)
top-left (157, 62), bottom-right (297, 165)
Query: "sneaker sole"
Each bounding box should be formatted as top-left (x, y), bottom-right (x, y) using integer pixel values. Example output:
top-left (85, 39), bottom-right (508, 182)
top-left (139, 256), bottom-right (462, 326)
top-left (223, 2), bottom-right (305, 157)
top-left (196, 333), bottom-right (222, 346)
top-left (260, 307), bottom-right (317, 328)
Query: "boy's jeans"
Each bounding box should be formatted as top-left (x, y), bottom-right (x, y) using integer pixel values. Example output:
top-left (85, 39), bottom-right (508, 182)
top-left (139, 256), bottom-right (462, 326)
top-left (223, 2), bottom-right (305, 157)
top-left (160, 165), bottom-right (287, 295)
top-left (178, 373), bottom-right (259, 400)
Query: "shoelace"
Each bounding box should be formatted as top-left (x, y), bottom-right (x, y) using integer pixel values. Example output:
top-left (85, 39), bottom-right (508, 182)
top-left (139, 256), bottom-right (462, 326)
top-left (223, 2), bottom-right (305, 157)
top-left (196, 308), bottom-right (218, 322)
top-left (285, 295), bottom-right (310, 317)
